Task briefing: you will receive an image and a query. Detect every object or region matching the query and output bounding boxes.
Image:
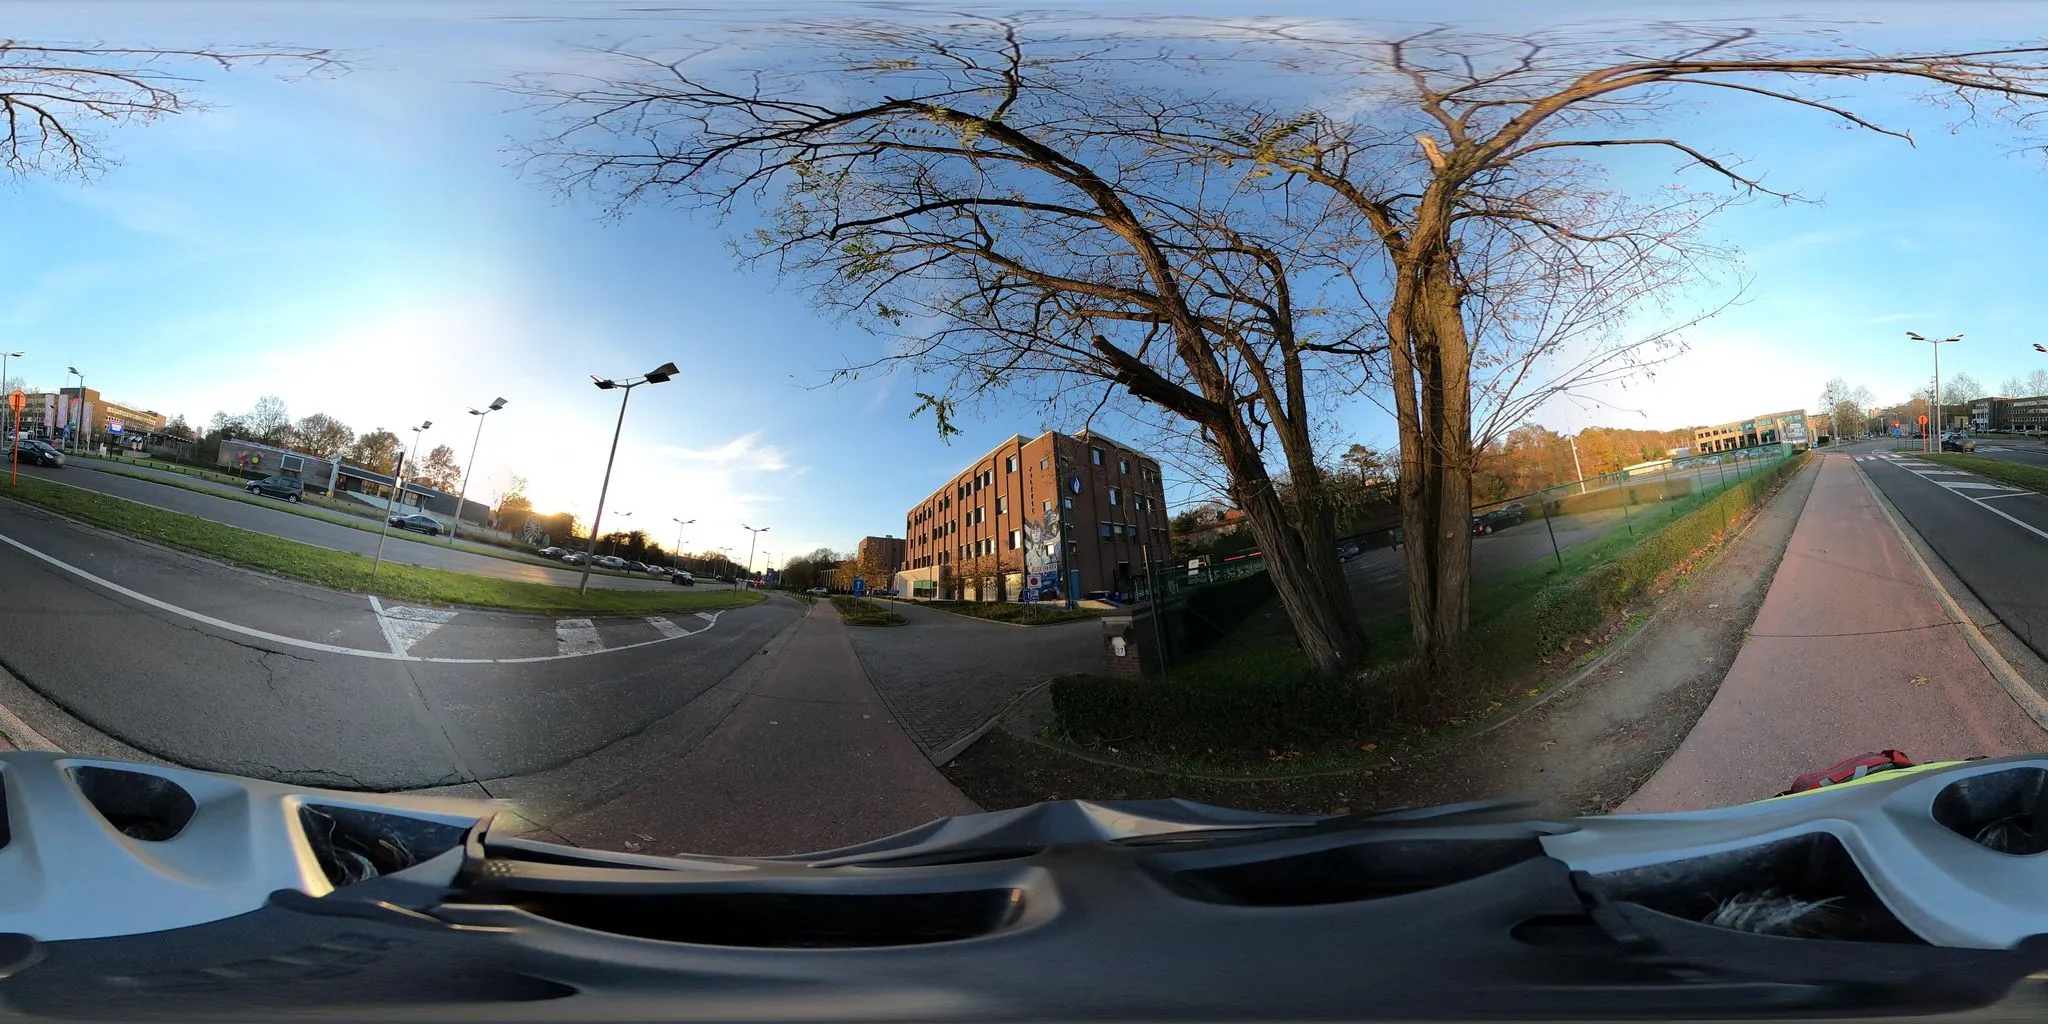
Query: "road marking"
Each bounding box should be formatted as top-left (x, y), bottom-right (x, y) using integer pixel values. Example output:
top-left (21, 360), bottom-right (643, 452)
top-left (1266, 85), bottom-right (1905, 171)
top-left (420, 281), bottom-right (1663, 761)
top-left (1940, 482), bottom-right (2026, 492)
top-left (380, 602), bottom-right (459, 654)
top-left (696, 611), bottom-right (718, 623)
top-left (0, 526), bottom-right (728, 663)
top-left (646, 616), bottom-right (689, 639)
top-left (1908, 469), bottom-right (1973, 475)
top-left (555, 619), bottom-right (603, 655)
top-left (1975, 490), bottom-right (2038, 501)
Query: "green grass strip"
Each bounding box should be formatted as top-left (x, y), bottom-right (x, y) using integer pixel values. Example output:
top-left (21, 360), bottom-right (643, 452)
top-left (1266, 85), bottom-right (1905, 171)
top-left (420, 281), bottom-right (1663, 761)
top-left (0, 474), bottom-right (763, 616)
top-left (830, 595), bottom-right (906, 626)
top-left (1920, 451), bottom-right (2048, 493)
top-left (68, 455), bottom-right (647, 579)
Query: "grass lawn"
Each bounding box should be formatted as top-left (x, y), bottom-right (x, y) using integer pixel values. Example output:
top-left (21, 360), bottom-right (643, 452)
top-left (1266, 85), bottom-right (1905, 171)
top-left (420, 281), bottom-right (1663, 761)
top-left (916, 600), bottom-right (1100, 625)
top-left (1920, 451), bottom-right (2048, 492)
top-left (0, 475), bottom-right (763, 616)
top-left (831, 595), bottom-right (906, 626)
top-left (66, 454), bottom-right (649, 580)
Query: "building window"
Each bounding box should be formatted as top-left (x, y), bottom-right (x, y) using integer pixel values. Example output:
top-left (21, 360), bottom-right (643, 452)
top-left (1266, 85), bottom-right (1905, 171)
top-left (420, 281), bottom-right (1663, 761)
top-left (1006, 455), bottom-right (1018, 473)
top-left (1109, 488), bottom-right (1121, 506)
top-left (1119, 458), bottom-right (1128, 474)
top-left (1091, 447), bottom-right (1104, 465)
top-left (996, 496), bottom-right (1008, 515)
top-left (1043, 499), bottom-right (1054, 514)
top-left (1062, 495), bottom-right (1075, 510)
top-left (1009, 530), bottom-right (1021, 549)
top-left (1040, 457), bottom-right (1049, 470)
top-left (1100, 521), bottom-right (1113, 540)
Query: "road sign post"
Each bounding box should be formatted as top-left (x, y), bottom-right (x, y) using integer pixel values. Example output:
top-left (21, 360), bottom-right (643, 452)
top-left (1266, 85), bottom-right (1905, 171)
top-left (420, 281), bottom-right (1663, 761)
top-left (851, 577), bottom-right (866, 598)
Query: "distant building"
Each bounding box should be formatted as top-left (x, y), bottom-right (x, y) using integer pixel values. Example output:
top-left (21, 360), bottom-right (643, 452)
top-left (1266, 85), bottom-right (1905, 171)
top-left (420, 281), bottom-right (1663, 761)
top-left (14, 386), bottom-right (166, 445)
top-left (1692, 409), bottom-right (1809, 452)
top-left (855, 535), bottom-right (906, 572)
top-left (898, 429), bottom-right (1171, 602)
top-left (2014, 396), bottom-right (2048, 434)
top-left (214, 437), bottom-right (490, 523)
top-left (1971, 396), bottom-right (2015, 432)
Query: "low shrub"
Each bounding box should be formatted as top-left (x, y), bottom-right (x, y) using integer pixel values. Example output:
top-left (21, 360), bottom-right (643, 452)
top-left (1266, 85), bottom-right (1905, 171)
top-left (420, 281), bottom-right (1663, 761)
top-left (1050, 646), bottom-right (1366, 751)
top-left (921, 600), bottom-right (1096, 624)
top-left (831, 595), bottom-right (906, 626)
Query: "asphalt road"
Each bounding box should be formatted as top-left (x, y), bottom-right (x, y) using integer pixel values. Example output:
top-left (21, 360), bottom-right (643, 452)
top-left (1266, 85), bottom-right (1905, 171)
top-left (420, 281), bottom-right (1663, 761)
top-left (0, 497), bottom-right (801, 790)
top-left (1855, 441), bottom-right (2048, 659)
top-left (12, 459), bottom-right (698, 591)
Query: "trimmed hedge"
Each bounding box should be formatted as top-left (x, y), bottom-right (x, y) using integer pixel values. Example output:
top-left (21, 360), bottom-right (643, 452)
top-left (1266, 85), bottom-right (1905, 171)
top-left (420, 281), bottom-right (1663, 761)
top-left (831, 595), bottom-right (906, 626)
top-left (1052, 452), bottom-right (1806, 752)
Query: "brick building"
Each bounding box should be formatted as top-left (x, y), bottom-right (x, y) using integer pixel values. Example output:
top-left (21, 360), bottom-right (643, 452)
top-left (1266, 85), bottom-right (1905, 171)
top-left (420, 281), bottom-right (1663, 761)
top-left (15, 386), bottom-right (167, 445)
top-left (896, 429), bottom-right (1171, 602)
top-left (855, 535), bottom-right (906, 573)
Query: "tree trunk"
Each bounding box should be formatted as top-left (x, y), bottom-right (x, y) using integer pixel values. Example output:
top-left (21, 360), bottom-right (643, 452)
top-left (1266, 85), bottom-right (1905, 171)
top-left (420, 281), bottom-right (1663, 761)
top-left (1390, 241), bottom-right (1476, 694)
top-left (1217, 433), bottom-right (1370, 677)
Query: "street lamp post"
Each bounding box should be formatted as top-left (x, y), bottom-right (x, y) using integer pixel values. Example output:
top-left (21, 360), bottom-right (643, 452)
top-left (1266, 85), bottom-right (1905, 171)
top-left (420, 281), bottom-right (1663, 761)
top-left (670, 517), bottom-right (695, 570)
top-left (65, 366), bottom-right (84, 453)
top-left (606, 511), bottom-right (633, 557)
top-left (1907, 331), bottom-right (1963, 451)
top-left (578, 362), bottom-right (679, 594)
top-left (742, 524), bottom-right (769, 588)
top-left (0, 350), bottom-right (21, 437)
top-left (371, 420), bottom-right (432, 576)
top-left (449, 397), bottom-right (506, 546)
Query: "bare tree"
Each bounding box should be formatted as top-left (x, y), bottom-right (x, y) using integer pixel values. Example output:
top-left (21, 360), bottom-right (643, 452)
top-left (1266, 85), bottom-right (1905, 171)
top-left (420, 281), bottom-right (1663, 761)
top-left (293, 412), bottom-right (354, 459)
top-left (1, 40), bottom-right (339, 180)
top-left (1943, 372), bottom-right (1985, 404)
top-left (513, 18), bottom-right (1379, 673)
top-left (1139, 20), bottom-right (2048, 674)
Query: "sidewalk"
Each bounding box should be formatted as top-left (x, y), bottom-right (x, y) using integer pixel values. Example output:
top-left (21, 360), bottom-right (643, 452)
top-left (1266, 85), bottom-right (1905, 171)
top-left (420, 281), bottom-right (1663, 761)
top-left (1621, 454), bottom-right (2047, 813)
top-left (550, 600), bottom-right (978, 857)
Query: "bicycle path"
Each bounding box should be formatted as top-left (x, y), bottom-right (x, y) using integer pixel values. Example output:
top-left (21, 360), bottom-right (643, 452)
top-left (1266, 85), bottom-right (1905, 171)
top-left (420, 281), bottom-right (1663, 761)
top-left (1620, 452), bottom-right (2047, 813)
top-left (549, 600), bottom-right (978, 857)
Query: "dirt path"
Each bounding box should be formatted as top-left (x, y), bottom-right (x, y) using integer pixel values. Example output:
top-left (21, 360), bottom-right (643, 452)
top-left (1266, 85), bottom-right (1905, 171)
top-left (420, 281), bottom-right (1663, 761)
top-left (943, 458), bottom-right (1819, 818)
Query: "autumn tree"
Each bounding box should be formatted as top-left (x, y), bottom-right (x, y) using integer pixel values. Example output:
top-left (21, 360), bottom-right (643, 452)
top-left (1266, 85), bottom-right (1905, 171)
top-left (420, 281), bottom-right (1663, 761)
top-left (160, 414), bottom-right (195, 441)
top-left (345, 428), bottom-right (403, 474)
top-left (1818, 378), bottom-right (1875, 441)
top-left (516, 18), bottom-right (1378, 672)
top-left (293, 413), bottom-right (354, 459)
top-left (416, 444), bottom-right (463, 491)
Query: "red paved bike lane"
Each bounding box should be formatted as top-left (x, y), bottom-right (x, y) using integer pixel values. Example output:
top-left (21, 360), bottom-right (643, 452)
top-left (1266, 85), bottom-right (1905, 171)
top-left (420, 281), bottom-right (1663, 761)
top-left (1620, 454), bottom-right (2047, 813)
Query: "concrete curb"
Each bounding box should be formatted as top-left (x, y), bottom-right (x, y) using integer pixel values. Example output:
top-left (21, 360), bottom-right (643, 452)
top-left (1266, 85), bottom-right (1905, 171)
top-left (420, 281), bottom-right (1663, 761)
top-left (1855, 459), bottom-right (2048, 734)
top-left (930, 676), bottom-right (1058, 766)
top-left (0, 697), bottom-right (60, 752)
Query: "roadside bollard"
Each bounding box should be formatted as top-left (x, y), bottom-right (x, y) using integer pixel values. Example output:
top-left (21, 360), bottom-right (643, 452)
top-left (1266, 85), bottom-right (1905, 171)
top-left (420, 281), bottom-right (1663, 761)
top-left (1102, 615), bottom-right (1140, 679)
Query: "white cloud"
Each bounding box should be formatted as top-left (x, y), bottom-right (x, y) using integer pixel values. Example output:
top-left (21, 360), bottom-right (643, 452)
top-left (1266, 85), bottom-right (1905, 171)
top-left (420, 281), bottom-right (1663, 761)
top-left (657, 432), bottom-right (788, 471)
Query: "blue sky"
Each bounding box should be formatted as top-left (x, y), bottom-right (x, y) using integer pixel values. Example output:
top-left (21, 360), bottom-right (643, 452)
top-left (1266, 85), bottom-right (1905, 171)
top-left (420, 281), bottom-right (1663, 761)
top-left (7, 1), bottom-right (2048, 561)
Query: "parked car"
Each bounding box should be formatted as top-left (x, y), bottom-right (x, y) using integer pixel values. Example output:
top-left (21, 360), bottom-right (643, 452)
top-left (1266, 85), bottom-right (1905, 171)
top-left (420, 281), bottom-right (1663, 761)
top-left (244, 475), bottom-right (304, 503)
top-left (537, 546), bottom-right (566, 559)
top-left (562, 551), bottom-right (588, 565)
top-left (1474, 507), bottom-right (1526, 534)
top-left (624, 560), bottom-right (650, 573)
top-left (386, 513), bottom-right (443, 535)
top-left (806, 587), bottom-right (830, 596)
top-left (595, 555), bottom-right (627, 570)
top-left (671, 571), bottom-right (695, 587)
top-left (1337, 540), bottom-right (1362, 562)
top-left (1941, 432), bottom-right (1977, 453)
top-left (12, 439), bottom-right (64, 467)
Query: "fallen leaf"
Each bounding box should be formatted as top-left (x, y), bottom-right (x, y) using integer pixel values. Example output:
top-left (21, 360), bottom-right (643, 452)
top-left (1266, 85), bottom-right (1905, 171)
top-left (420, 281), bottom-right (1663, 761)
top-left (1526, 687), bottom-right (1542, 697)
top-left (1359, 743), bottom-right (1377, 753)
top-left (1539, 739), bottom-right (1559, 750)
top-left (1331, 806), bottom-right (1352, 815)
top-left (1911, 675), bottom-right (1930, 687)
top-left (1707, 603), bottom-right (1719, 609)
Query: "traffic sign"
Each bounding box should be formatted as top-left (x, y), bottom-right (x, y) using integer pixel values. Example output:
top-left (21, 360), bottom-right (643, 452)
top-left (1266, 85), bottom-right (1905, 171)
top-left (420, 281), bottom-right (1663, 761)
top-left (6, 390), bottom-right (22, 415)
top-left (1918, 414), bottom-right (1929, 425)
top-left (851, 578), bottom-right (866, 597)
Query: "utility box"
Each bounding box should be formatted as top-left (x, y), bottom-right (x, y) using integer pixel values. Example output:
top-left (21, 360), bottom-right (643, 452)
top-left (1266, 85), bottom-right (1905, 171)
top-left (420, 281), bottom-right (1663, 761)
top-left (1102, 615), bottom-right (1140, 679)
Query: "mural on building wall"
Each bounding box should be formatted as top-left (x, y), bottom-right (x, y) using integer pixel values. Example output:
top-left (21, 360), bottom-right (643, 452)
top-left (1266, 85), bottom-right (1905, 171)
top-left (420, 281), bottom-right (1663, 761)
top-left (1021, 506), bottom-right (1064, 601)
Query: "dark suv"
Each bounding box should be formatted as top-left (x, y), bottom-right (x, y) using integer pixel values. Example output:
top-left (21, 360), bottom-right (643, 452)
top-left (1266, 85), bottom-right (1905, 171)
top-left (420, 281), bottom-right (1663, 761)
top-left (1941, 432), bottom-right (1977, 453)
top-left (244, 475), bottom-right (304, 503)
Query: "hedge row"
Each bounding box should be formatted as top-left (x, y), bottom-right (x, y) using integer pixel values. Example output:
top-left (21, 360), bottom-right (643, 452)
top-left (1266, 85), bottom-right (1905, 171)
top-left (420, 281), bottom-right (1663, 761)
top-left (1051, 452), bottom-right (1806, 752)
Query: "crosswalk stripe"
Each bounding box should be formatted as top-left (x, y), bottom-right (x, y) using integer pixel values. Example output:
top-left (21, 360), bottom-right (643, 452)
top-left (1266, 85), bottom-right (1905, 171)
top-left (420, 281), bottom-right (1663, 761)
top-left (695, 611), bottom-right (717, 622)
top-left (555, 618), bottom-right (603, 655)
top-left (646, 616), bottom-right (690, 639)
